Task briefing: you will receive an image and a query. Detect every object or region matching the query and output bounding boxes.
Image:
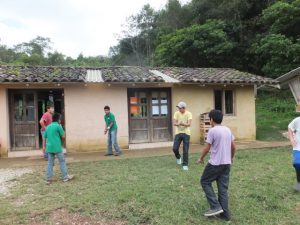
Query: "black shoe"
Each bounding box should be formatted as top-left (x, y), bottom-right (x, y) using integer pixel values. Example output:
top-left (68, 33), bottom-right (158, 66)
top-left (216, 213), bottom-right (231, 222)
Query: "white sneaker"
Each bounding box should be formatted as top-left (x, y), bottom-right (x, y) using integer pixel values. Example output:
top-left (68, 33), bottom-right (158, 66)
top-left (204, 208), bottom-right (224, 217)
top-left (176, 158), bottom-right (182, 165)
top-left (294, 183), bottom-right (300, 191)
top-left (182, 166), bottom-right (189, 171)
top-left (63, 175), bottom-right (74, 182)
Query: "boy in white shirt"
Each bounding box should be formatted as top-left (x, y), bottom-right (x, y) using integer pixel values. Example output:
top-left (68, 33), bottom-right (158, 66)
top-left (288, 116), bottom-right (300, 191)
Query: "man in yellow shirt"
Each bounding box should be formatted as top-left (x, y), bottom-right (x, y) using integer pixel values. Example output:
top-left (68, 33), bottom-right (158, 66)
top-left (173, 101), bottom-right (192, 171)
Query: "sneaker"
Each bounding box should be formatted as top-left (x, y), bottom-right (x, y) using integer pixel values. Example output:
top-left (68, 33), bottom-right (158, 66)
top-left (204, 208), bottom-right (224, 217)
top-left (182, 166), bottom-right (189, 171)
top-left (114, 152), bottom-right (121, 156)
top-left (176, 158), bottom-right (182, 165)
top-left (63, 175), bottom-right (74, 182)
top-left (104, 153), bottom-right (113, 156)
top-left (216, 213), bottom-right (231, 222)
top-left (294, 183), bottom-right (300, 191)
top-left (45, 180), bottom-right (52, 185)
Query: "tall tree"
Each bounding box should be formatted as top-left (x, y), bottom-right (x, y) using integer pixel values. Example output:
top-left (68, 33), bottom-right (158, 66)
top-left (155, 20), bottom-right (235, 67)
top-left (110, 4), bottom-right (157, 66)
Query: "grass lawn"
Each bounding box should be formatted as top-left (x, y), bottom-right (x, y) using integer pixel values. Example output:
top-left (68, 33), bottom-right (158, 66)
top-left (1, 147), bottom-right (300, 225)
top-left (256, 90), bottom-right (298, 141)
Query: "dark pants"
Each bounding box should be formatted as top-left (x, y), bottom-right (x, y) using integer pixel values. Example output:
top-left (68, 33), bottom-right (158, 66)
top-left (201, 163), bottom-right (231, 220)
top-left (172, 133), bottom-right (190, 166)
top-left (294, 164), bottom-right (300, 182)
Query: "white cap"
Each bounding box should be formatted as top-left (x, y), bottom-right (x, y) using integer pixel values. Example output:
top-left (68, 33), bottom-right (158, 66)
top-left (176, 101), bottom-right (187, 109)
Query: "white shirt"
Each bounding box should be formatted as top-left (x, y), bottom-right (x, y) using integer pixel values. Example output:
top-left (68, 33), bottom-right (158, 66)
top-left (288, 117), bottom-right (300, 151)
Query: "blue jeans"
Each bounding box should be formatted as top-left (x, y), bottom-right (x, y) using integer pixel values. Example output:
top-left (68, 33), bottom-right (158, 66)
top-left (173, 133), bottom-right (190, 166)
top-left (46, 152), bottom-right (68, 180)
top-left (107, 129), bottom-right (121, 154)
top-left (201, 163), bottom-right (231, 220)
top-left (293, 150), bottom-right (300, 181)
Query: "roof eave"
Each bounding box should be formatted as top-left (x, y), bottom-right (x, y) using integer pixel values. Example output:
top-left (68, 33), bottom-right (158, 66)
top-left (277, 67), bottom-right (300, 83)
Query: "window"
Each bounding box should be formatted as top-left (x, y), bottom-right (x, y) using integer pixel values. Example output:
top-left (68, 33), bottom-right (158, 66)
top-left (214, 90), bottom-right (235, 115)
top-left (129, 91), bottom-right (148, 118)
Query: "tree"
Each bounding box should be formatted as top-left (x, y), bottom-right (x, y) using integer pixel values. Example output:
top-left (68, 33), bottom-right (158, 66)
top-left (155, 0), bottom-right (191, 35)
top-left (14, 36), bottom-right (52, 57)
top-left (111, 4), bottom-right (158, 66)
top-left (0, 43), bottom-right (17, 63)
top-left (47, 51), bottom-right (65, 66)
top-left (0, 35), bottom-right (113, 66)
top-left (261, 0), bottom-right (300, 37)
top-left (254, 34), bottom-right (300, 76)
top-left (155, 20), bottom-right (235, 67)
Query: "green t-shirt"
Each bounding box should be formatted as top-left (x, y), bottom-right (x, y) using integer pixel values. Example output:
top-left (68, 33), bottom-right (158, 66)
top-left (44, 122), bottom-right (65, 153)
top-left (104, 112), bottom-right (118, 131)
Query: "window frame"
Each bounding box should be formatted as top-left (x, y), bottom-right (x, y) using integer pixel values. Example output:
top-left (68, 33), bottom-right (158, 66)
top-left (213, 89), bottom-right (236, 116)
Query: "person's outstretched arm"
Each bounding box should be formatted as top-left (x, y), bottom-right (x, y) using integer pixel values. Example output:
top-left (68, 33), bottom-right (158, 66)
top-left (288, 128), bottom-right (296, 147)
top-left (197, 143), bottom-right (211, 164)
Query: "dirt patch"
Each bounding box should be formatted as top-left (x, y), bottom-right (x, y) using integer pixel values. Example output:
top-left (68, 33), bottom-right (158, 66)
top-left (28, 209), bottom-right (127, 225)
top-left (0, 168), bottom-right (33, 195)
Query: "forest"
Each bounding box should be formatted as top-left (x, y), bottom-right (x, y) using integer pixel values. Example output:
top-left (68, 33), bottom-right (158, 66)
top-left (1, 0), bottom-right (299, 78)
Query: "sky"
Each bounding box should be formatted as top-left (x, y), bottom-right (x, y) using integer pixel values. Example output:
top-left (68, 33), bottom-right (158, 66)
top-left (0, 0), bottom-right (189, 58)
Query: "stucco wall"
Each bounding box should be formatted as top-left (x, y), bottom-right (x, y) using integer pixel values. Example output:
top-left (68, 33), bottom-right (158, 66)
top-left (64, 84), bottom-right (129, 153)
top-left (172, 85), bottom-right (256, 143)
top-left (223, 86), bottom-right (256, 140)
top-left (0, 86), bottom-right (9, 157)
top-left (0, 83), bottom-right (256, 156)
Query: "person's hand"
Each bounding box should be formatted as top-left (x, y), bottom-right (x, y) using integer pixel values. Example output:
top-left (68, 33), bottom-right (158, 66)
top-left (197, 158), bottom-right (204, 164)
top-left (104, 129), bottom-right (107, 135)
top-left (291, 139), bottom-right (297, 147)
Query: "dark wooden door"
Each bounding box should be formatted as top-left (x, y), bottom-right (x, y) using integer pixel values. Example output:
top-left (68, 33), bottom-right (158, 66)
top-left (10, 91), bottom-right (38, 150)
top-left (150, 90), bottom-right (172, 142)
top-left (128, 89), bottom-right (172, 143)
top-left (128, 90), bottom-right (150, 143)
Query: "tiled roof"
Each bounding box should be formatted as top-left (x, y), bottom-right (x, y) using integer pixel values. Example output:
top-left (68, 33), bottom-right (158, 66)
top-left (157, 67), bottom-right (278, 85)
top-left (101, 67), bottom-right (164, 82)
top-left (0, 65), bottom-right (278, 85)
top-left (0, 66), bottom-right (86, 82)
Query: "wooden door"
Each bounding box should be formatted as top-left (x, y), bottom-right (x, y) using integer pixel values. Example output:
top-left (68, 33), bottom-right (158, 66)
top-left (10, 91), bottom-right (38, 150)
top-left (128, 89), bottom-right (172, 143)
top-left (128, 90), bottom-right (150, 143)
top-left (150, 90), bottom-right (172, 142)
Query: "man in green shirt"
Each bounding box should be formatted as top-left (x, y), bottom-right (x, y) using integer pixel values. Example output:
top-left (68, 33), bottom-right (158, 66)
top-left (44, 113), bottom-right (74, 184)
top-left (104, 105), bottom-right (121, 156)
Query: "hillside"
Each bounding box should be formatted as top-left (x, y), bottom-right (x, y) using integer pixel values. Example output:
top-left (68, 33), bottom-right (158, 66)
top-left (256, 90), bottom-right (298, 140)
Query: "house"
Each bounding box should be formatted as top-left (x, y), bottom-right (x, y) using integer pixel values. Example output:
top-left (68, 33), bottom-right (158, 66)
top-left (277, 67), bottom-right (300, 111)
top-left (0, 65), bottom-right (278, 157)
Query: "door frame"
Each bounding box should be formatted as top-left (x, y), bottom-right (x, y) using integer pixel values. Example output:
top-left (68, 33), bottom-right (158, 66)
top-left (127, 88), bottom-right (173, 144)
top-left (9, 90), bottom-right (39, 150)
top-left (8, 89), bottom-right (65, 151)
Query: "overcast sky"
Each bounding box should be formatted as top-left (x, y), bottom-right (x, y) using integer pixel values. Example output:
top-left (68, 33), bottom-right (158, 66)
top-left (0, 0), bottom-right (189, 58)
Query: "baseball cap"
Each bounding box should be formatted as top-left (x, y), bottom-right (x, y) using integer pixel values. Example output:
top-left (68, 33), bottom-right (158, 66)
top-left (176, 101), bottom-right (187, 109)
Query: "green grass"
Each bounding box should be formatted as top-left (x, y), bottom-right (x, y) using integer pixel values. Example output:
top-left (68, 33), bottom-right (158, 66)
top-left (256, 90), bottom-right (298, 141)
top-left (1, 148), bottom-right (300, 225)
